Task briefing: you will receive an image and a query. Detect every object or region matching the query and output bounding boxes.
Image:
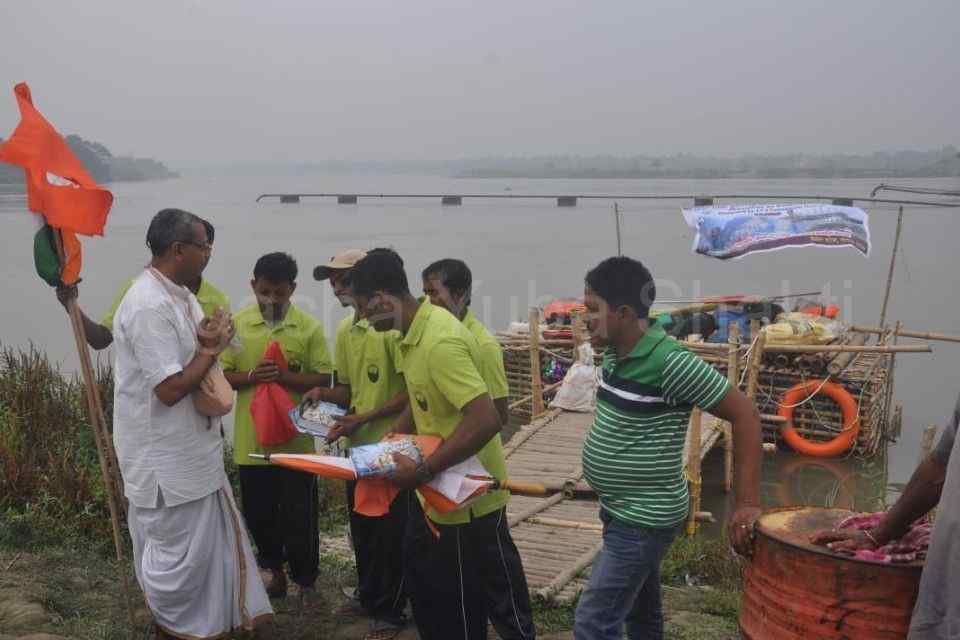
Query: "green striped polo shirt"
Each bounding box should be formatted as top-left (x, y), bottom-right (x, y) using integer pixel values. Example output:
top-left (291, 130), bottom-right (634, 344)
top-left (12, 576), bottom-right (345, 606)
top-left (582, 324), bottom-right (730, 528)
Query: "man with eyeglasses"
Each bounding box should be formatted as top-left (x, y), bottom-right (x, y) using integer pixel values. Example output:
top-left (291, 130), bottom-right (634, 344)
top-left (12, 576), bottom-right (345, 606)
top-left (55, 217), bottom-right (230, 350)
top-left (111, 208), bottom-right (272, 638)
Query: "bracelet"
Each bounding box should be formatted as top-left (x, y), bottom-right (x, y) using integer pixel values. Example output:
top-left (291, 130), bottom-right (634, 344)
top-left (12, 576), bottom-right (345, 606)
top-left (863, 528), bottom-right (880, 546)
top-left (197, 347), bottom-right (220, 357)
top-left (247, 370), bottom-right (254, 383)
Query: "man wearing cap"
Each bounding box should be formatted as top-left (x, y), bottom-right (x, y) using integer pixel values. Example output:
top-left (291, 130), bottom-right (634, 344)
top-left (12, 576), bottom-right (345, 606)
top-left (306, 248), bottom-right (411, 639)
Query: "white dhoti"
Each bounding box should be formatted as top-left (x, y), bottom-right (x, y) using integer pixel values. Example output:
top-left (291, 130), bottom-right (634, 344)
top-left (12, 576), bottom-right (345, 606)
top-left (128, 476), bottom-right (273, 638)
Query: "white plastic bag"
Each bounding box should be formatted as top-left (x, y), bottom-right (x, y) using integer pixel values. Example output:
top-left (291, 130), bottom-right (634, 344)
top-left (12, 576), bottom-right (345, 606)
top-left (549, 343), bottom-right (598, 412)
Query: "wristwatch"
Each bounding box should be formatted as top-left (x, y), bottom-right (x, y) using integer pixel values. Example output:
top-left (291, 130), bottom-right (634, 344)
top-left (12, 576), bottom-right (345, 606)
top-left (414, 460), bottom-right (434, 484)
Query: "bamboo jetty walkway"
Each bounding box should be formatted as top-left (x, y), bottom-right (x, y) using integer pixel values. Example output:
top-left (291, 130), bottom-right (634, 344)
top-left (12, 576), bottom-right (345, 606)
top-left (502, 406), bottom-right (728, 603)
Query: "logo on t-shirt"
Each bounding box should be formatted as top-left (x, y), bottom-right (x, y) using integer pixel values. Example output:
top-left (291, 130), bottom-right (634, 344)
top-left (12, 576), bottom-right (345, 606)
top-left (367, 364), bottom-right (380, 383)
top-left (414, 391), bottom-right (428, 412)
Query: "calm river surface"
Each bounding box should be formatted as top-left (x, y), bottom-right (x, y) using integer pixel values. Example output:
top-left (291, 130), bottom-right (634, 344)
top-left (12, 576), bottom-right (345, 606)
top-left (2, 173), bottom-right (958, 521)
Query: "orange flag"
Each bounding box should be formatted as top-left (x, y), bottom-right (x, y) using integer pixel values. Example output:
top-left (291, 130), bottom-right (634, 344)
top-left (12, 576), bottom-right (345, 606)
top-left (0, 83), bottom-right (113, 236)
top-left (0, 84), bottom-right (114, 285)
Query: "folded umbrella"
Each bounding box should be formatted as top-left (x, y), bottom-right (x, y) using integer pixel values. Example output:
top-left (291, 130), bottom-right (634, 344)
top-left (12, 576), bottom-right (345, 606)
top-left (249, 434), bottom-right (495, 516)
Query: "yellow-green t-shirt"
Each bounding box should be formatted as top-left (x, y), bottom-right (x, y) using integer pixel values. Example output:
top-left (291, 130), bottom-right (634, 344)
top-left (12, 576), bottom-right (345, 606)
top-left (102, 276), bottom-right (231, 330)
top-left (398, 300), bottom-right (508, 524)
top-left (461, 310), bottom-right (509, 400)
top-left (333, 313), bottom-right (406, 448)
top-left (220, 303), bottom-right (333, 466)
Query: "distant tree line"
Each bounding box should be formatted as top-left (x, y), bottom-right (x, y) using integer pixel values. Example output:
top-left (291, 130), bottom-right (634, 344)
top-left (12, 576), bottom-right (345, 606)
top-left (453, 147), bottom-right (960, 180)
top-left (0, 135), bottom-right (177, 187)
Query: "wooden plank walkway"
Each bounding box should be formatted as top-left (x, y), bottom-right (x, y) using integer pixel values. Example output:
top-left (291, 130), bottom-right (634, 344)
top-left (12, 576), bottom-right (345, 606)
top-left (504, 407), bottom-right (727, 603)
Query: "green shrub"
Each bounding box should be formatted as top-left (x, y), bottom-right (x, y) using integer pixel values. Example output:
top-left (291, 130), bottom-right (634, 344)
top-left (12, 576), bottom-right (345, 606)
top-left (0, 345), bottom-right (114, 545)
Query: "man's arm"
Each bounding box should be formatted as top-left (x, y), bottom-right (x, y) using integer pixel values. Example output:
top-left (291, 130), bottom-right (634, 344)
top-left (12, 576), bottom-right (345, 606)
top-left (326, 391), bottom-right (410, 443)
top-left (710, 388), bottom-right (764, 553)
top-left (303, 382), bottom-right (352, 408)
top-left (423, 393), bottom-right (499, 475)
top-left (494, 398), bottom-right (509, 428)
top-left (56, 285), bottom-right (113, 350)
top-left (812, 455), bottom-right (947, 551)
top-left (281, 370), bottom-right (333, 394)
top-left (155, 352), bottom-right (220, 407)
top-left (662, 349), bottom-right (762, 555)
top-left (392, 392), bottom-right (500, 488)
top-left (390, 403), bottom-right (416, 435)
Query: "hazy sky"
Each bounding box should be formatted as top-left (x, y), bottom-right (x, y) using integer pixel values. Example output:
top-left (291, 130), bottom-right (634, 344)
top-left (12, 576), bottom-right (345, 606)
top-left (2, 0), bottom-right (957, 166)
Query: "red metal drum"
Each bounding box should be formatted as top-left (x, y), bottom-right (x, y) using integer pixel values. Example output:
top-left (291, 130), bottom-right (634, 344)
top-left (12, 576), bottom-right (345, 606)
top-left (740, 507), bottom-right (923, 639)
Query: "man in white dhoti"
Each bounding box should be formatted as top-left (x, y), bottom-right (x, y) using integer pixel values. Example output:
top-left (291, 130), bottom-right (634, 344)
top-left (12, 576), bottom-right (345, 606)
top-left (112, 208), bottom-right (273, 638)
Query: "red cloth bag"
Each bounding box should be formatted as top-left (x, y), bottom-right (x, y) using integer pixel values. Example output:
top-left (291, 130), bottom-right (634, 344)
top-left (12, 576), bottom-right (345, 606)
top-left (249, 341), bottom-right (299, 446)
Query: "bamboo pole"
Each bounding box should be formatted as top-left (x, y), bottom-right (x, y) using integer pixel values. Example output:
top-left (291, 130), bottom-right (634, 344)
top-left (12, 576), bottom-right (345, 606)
top-left (826, 332), bottom-right (869, 376)
top-left (918, 424), bottom-right (938, 465)
top-left (507, 382), bottom-right (563, 412)
top-left (52, 232), bottom-right (136, 631)
top-left (571, 309), bottom-right (586, 352)
top-left (536, 541), bottom-right (604, 600)
top-left (503, 409), bottom-right (561, 457)
top-left (527, 516), bottom-right (602, 532)
top-left (745, 329), bottom-right (765, 401)
top-left (763, 344), bottom-right (930, 354)
top-left (53, 233), bottom-right (125, 561)
top-left (685, 408), bottom-right (703, 536)
top-left (878, 206), bottom-right (904, 331)
top-left (508, 492), bottom-right (565, 528)
top-left (850, 325), bottom-right (960, 344)
top-left (724, 323), bottom-right (740, 493)
top-left (529, 308), bottom-right (545, 416)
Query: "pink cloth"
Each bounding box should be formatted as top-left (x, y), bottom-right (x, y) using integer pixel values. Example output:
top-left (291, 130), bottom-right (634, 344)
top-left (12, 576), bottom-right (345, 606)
top-left (836, 511), bottom-right (931, 563)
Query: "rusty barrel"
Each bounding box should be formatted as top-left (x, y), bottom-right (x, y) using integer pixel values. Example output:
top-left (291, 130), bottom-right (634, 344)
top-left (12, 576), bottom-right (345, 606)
top-left (740, 507), bottom-right (923, 639)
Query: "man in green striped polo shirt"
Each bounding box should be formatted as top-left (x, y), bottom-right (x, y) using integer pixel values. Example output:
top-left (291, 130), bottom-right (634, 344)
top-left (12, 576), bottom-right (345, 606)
top-left (575, 256), bottom-right (762, 640)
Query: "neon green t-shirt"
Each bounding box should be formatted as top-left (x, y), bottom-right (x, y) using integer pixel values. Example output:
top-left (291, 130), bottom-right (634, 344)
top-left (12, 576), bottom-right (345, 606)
top-left (398, 301), bottom-right (508, 525)
top-left (333, 314), bottom-right (406, 448)
top-left (220, 303), bottom-right (333, 466)
top-left (102, 276), bottom-right (230, 330)
top-left (461, 310), bottom-right (509, 401)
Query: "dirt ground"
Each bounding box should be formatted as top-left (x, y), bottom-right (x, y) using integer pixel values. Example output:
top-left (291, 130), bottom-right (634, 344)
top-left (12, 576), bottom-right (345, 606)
top-left (0, 544), bottom-right (738, 640)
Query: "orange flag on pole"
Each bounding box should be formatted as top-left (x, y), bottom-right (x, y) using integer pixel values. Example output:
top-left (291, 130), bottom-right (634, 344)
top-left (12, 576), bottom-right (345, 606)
top-left (0, 83), bottom-right (114, 284)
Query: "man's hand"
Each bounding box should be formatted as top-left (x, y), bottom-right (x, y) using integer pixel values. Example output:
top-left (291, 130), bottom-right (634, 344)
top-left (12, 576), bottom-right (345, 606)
top-left (325, 413), bottom-right (368, 444)
top-left (55, 284), bottom-right (78, 310)
top-left (302, 387), bottom-right (329, 404)
top-left (197, 308), bottom-right (235, 353)
top-left (810, 528), bottom-right (878, 554)
top-left (728, 505), bottom-right (762, 557)
top-left (390, 453), bottom-right (419, 490)
top-left (250, 359), bottom-right (280, 383)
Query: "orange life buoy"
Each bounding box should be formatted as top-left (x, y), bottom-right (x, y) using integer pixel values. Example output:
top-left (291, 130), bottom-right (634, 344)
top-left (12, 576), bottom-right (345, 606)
top-left (778, 380), bottom-right (859, 458)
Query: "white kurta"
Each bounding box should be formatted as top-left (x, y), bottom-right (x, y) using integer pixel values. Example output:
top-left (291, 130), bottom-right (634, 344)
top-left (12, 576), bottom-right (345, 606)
top-left (114, 269), bottom-right (272, 636)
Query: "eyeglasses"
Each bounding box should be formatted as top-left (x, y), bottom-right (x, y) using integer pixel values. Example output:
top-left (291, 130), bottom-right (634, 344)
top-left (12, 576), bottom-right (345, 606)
top-left (179, 240), bottom-right (213, 254)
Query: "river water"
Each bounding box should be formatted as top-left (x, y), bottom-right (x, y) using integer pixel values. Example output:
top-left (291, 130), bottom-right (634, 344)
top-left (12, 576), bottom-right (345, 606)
top-left (2, 172), bottom-right (958, 521)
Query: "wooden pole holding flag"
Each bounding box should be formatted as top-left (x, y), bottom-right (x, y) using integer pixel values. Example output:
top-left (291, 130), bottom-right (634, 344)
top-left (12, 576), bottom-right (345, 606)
top-left (52, 231), bottom-right (126, 563)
